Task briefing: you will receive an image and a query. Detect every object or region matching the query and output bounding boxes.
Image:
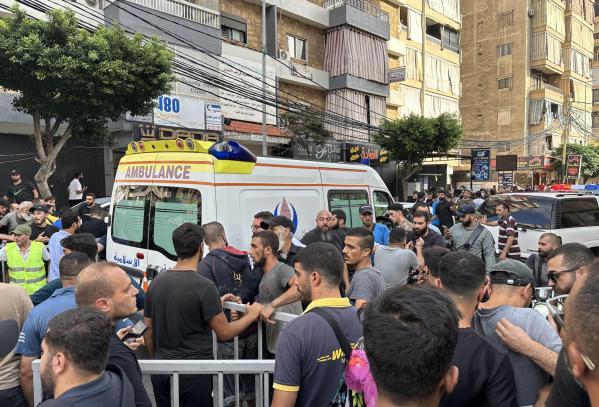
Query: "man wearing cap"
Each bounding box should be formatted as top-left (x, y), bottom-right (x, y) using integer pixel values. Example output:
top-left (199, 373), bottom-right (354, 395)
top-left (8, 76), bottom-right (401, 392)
top-left (473, 260), bottom-right (562, 407)
top-left (387, 203), bottom-right (412, 233)
top-left (4, 170), bottom-right (38, 205)
top-left (0, 225), bottom-right (50, 295)
top-left (261, 216), bottom-right (302, 267)
top-left (358, 204), bottom-right (389, 246)
top-left (0, 283), bottom-right (32, 406)
top-left (29, 204), bottom-right (58, 243)
top-left (445, 204), bottom-right (496, 270)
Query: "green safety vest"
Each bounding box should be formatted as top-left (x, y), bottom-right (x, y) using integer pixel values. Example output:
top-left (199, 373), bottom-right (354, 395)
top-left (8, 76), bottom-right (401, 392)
top-left (7, 241), bottom-right (46, 295)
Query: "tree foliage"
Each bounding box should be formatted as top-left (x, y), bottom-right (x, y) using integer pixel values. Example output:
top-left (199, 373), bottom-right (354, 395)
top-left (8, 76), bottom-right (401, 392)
top-left (0, 7), bottom-right (174, 195)
top-left (373, 113), bottom-right (463, 199)
top-left (553, 144), bottom-right (599, 182)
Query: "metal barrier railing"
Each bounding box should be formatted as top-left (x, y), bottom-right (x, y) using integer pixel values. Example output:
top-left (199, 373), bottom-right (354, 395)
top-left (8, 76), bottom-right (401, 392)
top-left (32, 359), bottom-right (275, 407)
top-left (31, 302), bottom-right (298, 407)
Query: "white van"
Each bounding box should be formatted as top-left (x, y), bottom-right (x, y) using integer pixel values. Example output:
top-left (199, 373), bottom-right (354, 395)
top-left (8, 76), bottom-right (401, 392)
top-left (106, 139), bottom-right (393, 277)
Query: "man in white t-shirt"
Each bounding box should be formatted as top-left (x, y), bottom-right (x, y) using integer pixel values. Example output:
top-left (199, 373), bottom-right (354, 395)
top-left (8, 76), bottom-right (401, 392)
top-left (67, 172), bottom-right (86, 206)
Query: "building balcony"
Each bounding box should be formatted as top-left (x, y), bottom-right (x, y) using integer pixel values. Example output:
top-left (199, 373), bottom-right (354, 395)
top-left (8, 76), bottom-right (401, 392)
top-left (329, 74), bottom-right (389, 97)
top-left (529, 82), bottom-right (564, 102)
top-left (124, 0), bottom-right (219, 27)
top-left (387, 86), bottom-right (404, 107)
top-left (530, 58), bottom-right (565, 75)
top-left (387, 37), bottom-right (406, 57)
top-left (326, 0), bottom-right (390, 40)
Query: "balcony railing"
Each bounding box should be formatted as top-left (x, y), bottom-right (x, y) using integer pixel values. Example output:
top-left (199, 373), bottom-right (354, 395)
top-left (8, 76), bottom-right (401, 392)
top-left (530, 82), bottom-right (564, 94)
top-left (324, 0), bottom-right (389, 23)
top-left (126, 0), bottom-right (220, 28)
top-left (426, 34), bottom-right (442, 46)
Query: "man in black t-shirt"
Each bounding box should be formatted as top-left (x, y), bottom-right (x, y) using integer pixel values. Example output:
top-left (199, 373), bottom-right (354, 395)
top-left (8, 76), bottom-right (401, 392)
top-left (29, 204), bottom-right (59, 242)
top-left (438, 252), bottom-right (518, 407)
top-left (79, 205), bottom-right (108, 238)
top-left (4, 170), bottom-right (38, 204)
top-left (144, 223), bottom-right (262, 407)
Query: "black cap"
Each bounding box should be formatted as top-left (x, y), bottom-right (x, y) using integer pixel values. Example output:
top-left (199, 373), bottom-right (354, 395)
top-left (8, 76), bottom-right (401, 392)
top-left (30, 204), bottom-right (49, 213)
top-left (387, 203), bottom-right (404, 211)
top-left (359, 205), bottom-right (374, 215)
top-left (260, 215), bottom-right (293, 231)
top-left (9, 170), bottom-right (19, 176)
top-left (489, 260), bottom-right (535, 286)
top-left (456, 204), bottom-right (476, 217)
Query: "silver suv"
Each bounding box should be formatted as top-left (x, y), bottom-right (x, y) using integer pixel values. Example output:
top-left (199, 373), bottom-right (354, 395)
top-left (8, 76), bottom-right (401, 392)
top-left (478, 193), bottom-right (599, 258)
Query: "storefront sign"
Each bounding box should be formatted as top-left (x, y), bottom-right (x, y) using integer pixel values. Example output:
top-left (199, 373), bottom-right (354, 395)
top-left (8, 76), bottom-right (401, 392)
top-left (132, 123), bottom-right (219, 142)
top-left (389, 67), bottom-right (406, 83)
top-left (343, 143), bottom-right (389, 165)
top-left (567, 154), bottom-right (582, 178)
top-left (292, 139), bottom-right (342, 162)
top-left (471, 149), bottom-right (490, 181)
top-left (498, 172), bottom-right (514, 190)
top-left (490, 156), bottom-right (554, 170)
top-left (153, 94), bottom-right (205, 130)
top-left (205, 104), bottom-right (222, 131)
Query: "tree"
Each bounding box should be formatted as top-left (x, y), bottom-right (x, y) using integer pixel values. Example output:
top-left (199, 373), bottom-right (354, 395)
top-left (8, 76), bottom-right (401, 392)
top-left (0, 7), bottom-right (174, 196)
top-left (373, 113), bottom-right (463, 199)
top-left (280, 107), bottom-right (330, 160)
top-left (553, 144), bottom-right (599, 183)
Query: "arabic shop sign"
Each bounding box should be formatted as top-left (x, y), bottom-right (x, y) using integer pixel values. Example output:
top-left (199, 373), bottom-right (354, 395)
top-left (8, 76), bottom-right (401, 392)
top-left (344, 143), bottom-right (389, 165)
top-left (132, 123), bottom-right (220, 142)
top-left (567, 154), bottom-right (582, 178)
top-left (490, 156), bottom-right (553, 170)
top-left (292, 139), bottom-right (342, 162)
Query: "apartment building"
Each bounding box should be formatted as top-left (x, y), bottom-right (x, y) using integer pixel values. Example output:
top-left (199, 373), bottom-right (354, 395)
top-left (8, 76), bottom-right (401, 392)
top-left (593, 1), bottom-right (599, 136)
top-left (461, 0), bottom-right (594, 186)
top-left (382, 0), bottom-right (461, 120)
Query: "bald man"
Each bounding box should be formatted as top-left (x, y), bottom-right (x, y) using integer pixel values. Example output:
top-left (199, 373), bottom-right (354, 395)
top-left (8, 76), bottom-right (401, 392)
top-left (300, 209), bottom-right (344, 251)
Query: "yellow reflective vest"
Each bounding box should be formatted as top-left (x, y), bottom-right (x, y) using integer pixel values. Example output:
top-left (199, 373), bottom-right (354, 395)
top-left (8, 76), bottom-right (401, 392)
top-left (7, 241), bottom-right (47, 295)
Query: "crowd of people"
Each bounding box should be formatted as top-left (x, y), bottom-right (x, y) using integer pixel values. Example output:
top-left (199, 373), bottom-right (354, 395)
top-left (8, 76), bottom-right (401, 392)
top-left (0, 178), bottom-right (598, 407)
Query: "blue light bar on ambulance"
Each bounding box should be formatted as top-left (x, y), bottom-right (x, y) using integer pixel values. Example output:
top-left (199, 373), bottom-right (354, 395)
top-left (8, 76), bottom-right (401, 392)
top-left (208, 141), bottom-right (257, 163)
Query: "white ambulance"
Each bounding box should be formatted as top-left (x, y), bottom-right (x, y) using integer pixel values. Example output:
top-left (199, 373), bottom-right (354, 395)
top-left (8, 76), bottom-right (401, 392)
top-left (106, 138), bottom-right (393, 277)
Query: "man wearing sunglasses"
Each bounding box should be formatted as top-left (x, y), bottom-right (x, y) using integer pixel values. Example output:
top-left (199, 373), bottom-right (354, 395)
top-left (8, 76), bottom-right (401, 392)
top-left (473, 260), bottom-right (562, 407)
top-left (542, 244), bottom-right (595, 407)
top-left (563, 259), bottom-right (599, 406)
top-left (546, 243), bottom-right (595, 295)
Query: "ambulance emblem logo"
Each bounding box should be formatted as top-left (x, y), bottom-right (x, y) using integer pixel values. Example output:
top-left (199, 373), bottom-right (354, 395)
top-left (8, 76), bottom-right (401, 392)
top-left (274, 198), bottom-right (298, 233)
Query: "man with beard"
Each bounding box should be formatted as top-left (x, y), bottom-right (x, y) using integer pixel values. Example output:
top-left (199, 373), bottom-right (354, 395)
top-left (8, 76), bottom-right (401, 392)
top-left (411, 211), bottom-right (445, 250)
top-left (250, 231), bottom-right (302, 357)
top-left (432, 188), bottom-right (455, 232)
top-left (272, 243), bottom-right (362, 407)
top-left (525, 233), bottom-right (562, 287)
top-left (329, 209), bottom-right (349, 233)
top-left (300, 210), bottom-right (344, 251)
top-left (5, 170), bottom-right (38, 205)
top-left (481, 202), bottom-right (520, 260)
top-left (76, 262), bottom-right (152, 407)
top-left (47, 209), bottom-right (79, 281)
top-left (29, 205), bottom-right (58, 243)
top-left (358, 205), bottom-right (389, 246)
top-left (457, 189), bottom-right (474, 209)
top-left (343, 228), bottom-right (385, 309)
top-left (445, 205), bottom-right (496, 270)
top-left (546, 243), bottom-right (594, 296)
top-left (37, 308), bottom-right (135, 406)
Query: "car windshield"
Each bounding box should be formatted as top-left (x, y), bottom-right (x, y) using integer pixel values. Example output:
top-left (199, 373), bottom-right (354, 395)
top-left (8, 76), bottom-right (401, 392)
top-left (479, 194), bottom-right (554, 229)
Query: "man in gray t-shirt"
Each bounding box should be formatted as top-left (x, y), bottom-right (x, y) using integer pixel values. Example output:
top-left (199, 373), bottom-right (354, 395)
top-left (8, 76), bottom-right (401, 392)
top-left (251, 231), bottom-right (302, 355)
top-left (374, 228), bottom-right (419, 288)
top-left (343, 228), bottom-right (386, 308)
top-left (473, 260), bottom-right (562, 407)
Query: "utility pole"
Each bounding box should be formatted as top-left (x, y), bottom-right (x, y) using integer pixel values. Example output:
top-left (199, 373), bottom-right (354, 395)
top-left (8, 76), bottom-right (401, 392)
top-left (261, 0), bottom-right (268, 156)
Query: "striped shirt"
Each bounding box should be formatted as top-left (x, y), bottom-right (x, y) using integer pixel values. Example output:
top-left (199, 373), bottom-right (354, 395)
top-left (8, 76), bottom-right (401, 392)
top-left (497, 215), bottom-right (520, 258)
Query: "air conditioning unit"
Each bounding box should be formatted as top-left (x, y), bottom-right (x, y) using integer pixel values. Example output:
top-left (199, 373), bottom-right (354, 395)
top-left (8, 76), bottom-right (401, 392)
top-left (528, 8), bottom-right (535, 17)
top-left (278, 49), bottom-right (291, 61)
top-left (70, 0), bottom-right (102, 10)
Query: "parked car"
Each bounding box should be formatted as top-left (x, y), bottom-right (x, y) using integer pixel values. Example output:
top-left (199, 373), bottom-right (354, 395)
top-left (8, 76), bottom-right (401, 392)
top-left (478, 193), bottom-right (599, 258)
